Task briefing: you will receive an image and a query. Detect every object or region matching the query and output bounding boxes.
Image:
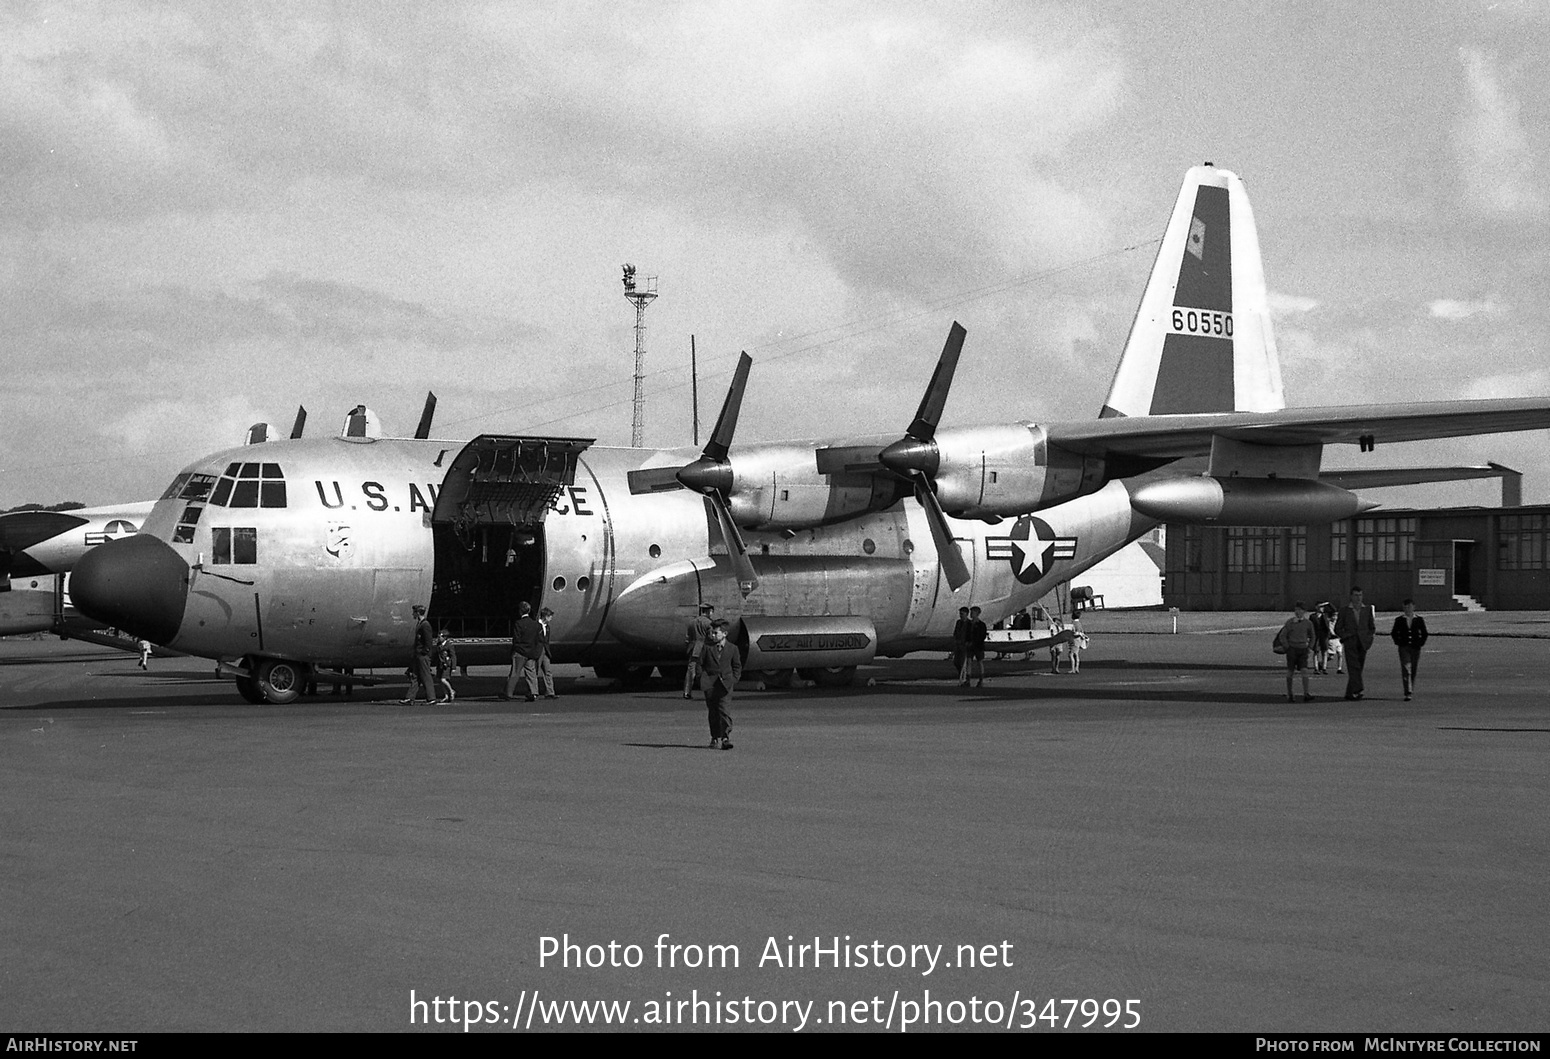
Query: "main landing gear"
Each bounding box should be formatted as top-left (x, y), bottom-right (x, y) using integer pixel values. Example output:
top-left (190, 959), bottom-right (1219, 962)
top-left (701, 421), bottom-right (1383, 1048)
top-left (234, 657), bottom-right (308, 705)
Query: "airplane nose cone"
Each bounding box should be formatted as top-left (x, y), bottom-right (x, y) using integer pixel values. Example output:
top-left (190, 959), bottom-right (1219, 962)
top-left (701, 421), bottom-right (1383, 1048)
top-left (69, 534), bottom-right (189, 645)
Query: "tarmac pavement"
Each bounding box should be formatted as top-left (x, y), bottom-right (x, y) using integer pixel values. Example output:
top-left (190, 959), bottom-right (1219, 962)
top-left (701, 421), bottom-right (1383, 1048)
top-left (1, 626), bottom-right (1545, 1032)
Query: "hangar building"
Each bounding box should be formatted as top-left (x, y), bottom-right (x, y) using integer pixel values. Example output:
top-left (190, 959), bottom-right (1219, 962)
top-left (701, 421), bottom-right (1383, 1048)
top-left (1161, 476), bottom-right (1550, 612)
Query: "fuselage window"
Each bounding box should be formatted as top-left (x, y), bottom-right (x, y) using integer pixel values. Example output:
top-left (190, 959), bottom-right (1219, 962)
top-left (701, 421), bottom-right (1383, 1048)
top-left (576, 576), bottom-right (591, 592)
top-left (212, 527), bottom-right (258, 565)
top-left (552, 576), bottom-right (567, 591)
top-left (173, 502), bottom-right (205, 544)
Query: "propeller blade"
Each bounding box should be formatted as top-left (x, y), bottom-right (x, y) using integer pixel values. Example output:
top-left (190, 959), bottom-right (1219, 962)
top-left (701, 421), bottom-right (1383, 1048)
top-left (289, 406), bottom-right (307, 439)
top-left (707, 492), bottom-right (759, 594)
top-left (913, 472), bottom-right (970, 589)
top-left (814, 443), bottom-right (885, 476)
top-left (627, 466), bottom-right (689, 495)
top-left (703, 352), bottom-right (752, 463)
top-left (414, 392), bottom-right (437, 440)
top-left (905, 321), bottom-right (966, 442)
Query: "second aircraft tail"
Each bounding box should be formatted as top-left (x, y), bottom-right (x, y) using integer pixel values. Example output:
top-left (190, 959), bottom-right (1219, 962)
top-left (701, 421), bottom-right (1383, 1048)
top-left (1100, 164), bottom-right (1284, 419)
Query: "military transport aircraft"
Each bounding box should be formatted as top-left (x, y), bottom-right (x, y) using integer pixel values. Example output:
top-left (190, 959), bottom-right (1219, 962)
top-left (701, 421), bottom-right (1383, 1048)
top-left (0, 502), bottom-right (154, 640)
top-left (68, 165), bottom-right (1550, 704)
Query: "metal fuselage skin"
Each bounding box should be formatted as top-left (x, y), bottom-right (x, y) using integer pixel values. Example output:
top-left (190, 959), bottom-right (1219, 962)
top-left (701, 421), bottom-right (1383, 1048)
top-left (102, 433), bottom-right (1156, 671)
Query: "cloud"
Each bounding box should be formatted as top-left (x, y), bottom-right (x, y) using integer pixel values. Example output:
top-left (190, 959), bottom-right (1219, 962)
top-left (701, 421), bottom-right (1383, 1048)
top-left (1, 5), bottom-right (1128, 300)
top-left (1460, 368), bottom-right (1550, 399)
top-left (1268, 291), bottom-right (1319, 317)
top-left (1455, 48), bottom-right (1546, 218)
top-left (1429, 298), bottom-right (1505, 320)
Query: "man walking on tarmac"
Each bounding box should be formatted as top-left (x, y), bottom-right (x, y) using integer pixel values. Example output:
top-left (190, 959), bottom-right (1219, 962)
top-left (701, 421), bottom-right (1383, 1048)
top-left (1335, 586), bottom-right (1377, 700)
top-left (699, 619), bottom-right (741, 750)
top-left (504, 601), bottom-right (543, 702)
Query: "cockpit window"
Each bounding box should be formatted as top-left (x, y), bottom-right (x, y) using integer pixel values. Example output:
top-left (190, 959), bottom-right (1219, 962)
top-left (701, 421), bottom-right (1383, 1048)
top-left (206, 462), bottom-right (287, 508)
top-left (179, 474), bottom-right (217, 502)
top-left (161, 473), bottom-right (192, 500)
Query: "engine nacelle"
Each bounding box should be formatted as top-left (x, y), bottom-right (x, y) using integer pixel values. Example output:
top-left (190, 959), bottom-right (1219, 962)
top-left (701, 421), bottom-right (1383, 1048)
top-left (722, 442), bottom-right (905, 531)
top-left (1129, 476), bottom-right (1372, 524)
top-left (930, 424), bottom-right (1104, 518)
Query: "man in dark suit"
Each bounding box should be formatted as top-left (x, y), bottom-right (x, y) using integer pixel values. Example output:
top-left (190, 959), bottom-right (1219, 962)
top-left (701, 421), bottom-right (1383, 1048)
top-left (504, 601), bottom-right (543, 702)
top-left (1334, 586), bottom-right (1377, 700)
top-left (963, 606), bottom-right (989, 687)
top-left (536, 606), bottom-right (558, 699)
top-left (402, 603), bottom-right (437, 705)
top-left (1390, 598), bottom-right (1429, 701)
top-left (683, 603), bottom-right (714, 699)
top-left (699, 619), bottom-right (742, 750)
top-left (951, 606), bottom-right (970, 684)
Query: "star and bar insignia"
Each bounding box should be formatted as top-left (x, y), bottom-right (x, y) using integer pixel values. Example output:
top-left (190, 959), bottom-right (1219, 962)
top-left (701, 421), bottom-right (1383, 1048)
top-left (985, 515), bottom-right (1078, 585)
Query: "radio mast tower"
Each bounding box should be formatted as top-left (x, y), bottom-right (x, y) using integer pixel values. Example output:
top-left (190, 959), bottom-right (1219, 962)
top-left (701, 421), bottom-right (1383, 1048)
top-left (621, 264), bottom-right (658, 447)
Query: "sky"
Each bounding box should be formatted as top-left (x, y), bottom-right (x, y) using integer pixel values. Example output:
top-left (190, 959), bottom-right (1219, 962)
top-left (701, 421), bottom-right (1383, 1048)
top-left (3, 0), bottom-right (1548, 509)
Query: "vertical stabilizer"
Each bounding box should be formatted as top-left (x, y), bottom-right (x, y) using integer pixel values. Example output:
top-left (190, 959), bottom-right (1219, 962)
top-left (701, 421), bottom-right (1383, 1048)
top-left (1100, 165), bottom-right (1284, 418)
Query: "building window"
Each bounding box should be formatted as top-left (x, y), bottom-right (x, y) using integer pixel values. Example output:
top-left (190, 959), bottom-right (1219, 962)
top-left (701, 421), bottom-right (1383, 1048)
top-left (1226, 527), bottom-right (1281, 572)
top-left (1355, 517), bottom-right (1414, 565)
top-left (1183, 525), bottom-right (1204, 572)
top-left (1499, 513), bottom-right (1546, 570)
top-left (1331, 519), bottom-right (1349, 564)
top-left (1289, 525), bottom-right (1307, 572)
top-left (212, 527), bottom-right (258, 565)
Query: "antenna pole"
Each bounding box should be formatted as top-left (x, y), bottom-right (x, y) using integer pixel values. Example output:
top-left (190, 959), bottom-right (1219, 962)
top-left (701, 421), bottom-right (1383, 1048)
top-left (691, 334), bottom-right (699, 446)
top-left (621, 264), bottom-right (658, 448)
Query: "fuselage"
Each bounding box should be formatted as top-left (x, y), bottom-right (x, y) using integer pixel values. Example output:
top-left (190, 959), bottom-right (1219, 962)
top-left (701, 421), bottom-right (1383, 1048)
top-left (69, 433), bottom-right (1156, 674)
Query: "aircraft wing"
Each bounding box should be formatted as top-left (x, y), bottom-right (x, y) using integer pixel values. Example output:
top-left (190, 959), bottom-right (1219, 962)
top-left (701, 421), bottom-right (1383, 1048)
top-left (1317, 463), bottom-right (1514, 490)
top-left (1046, 398), bottom-right (1550, 459)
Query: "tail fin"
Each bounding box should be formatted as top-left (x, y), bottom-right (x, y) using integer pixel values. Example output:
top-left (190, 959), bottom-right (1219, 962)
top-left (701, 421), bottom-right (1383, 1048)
top-left (1100, 164), bottom-right (1284, 418)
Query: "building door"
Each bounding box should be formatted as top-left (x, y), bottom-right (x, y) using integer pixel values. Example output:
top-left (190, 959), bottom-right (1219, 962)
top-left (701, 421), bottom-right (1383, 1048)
top-left (1453, 541), bottom-right (1474, 595)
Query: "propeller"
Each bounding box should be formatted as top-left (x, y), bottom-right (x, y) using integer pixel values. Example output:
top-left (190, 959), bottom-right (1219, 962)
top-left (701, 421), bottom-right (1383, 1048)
top-left (876, 322), bottom-right (971, 589)
top-left (627, 353), bottom-right (759, 594)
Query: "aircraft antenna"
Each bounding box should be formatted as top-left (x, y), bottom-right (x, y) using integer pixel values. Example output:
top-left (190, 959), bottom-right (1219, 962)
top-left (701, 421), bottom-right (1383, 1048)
top-left (691, 334), bottom-right (699, 446)
top-left (621, 264), bottom-right (658, 447)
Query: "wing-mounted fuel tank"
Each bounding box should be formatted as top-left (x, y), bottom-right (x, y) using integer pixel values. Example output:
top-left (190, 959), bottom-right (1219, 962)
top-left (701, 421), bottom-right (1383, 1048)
top-left (1129, 476), bottom-right (1374, 524)
top-left (924, 423), bottom-right (1106, 519)
top-left (605, 555), bottom-right (911, 661)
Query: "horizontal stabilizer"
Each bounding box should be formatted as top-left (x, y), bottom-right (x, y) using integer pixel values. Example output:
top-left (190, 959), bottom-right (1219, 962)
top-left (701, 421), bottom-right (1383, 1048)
top-left (1318, 464), bottom-right (1516, 490)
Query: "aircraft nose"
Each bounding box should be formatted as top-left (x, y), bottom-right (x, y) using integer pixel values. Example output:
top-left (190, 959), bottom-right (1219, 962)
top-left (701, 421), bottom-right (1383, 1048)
top-left (69, 534), bottom-right (190, 646)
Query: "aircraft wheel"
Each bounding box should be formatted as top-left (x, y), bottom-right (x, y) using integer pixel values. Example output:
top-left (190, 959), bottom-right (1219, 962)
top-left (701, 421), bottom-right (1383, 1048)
top-left (592, 664), bottom-right (626, 680)
top-left (235, 676), bottom-right (266, 704)
top-left (756, 668), bottom-right (795, 688)
top-left (799, 665), bottom-right (857, 688)
top-left (657, 665), bottom-right (688, 688)
top-left (256, 659), bottom-right (307, 705)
